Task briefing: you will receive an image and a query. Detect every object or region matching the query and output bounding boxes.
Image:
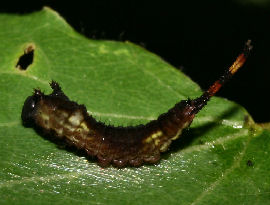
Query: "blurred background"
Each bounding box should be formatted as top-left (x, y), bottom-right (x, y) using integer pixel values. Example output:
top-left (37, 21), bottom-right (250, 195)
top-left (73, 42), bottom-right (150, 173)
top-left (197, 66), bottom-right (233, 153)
top-left (1, 0), bottom-right (270, 122)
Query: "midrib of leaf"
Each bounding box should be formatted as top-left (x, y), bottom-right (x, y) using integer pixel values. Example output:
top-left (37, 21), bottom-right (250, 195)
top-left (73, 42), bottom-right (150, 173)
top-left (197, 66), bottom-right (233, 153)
top-left (0, 121), bottom-right (20, 127)
top-left (0, 70), bottom-right (48, 85)
top-left (0, 63), bottom-right (247, 125)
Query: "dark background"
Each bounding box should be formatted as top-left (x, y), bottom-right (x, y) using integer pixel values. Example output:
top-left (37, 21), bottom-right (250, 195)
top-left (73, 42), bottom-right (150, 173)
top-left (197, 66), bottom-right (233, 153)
top-left (2, 0), bottom-right (270, 122)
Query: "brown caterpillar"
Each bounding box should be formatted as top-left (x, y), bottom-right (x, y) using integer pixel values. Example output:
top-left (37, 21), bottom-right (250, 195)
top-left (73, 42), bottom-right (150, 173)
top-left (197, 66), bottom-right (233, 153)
top-left (21, 40), bottom-right (252, 168)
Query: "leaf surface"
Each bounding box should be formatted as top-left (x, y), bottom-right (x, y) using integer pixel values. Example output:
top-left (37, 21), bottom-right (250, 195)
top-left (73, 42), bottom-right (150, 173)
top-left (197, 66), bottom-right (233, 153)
top-left (0, 7), bottom-right (269, 205)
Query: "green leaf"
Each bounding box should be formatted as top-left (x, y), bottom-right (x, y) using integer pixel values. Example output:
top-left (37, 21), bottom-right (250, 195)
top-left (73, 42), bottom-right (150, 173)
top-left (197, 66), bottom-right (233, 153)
top-left (0, 7), bottom-right (269, 205)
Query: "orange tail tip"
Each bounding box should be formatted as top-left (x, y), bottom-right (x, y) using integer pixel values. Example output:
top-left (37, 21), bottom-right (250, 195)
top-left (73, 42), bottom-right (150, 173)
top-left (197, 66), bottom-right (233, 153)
top-left (229, 39), bottom-right (252, 75)
top-left (208, 40), bottom-right (252, 97)
top-left (192, 40), bottom-right (252, 114)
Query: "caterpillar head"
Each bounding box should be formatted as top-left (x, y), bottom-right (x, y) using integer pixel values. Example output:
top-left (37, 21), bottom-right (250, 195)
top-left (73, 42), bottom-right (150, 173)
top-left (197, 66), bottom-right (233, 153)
top-left (21, 89), bottom-right (43, 127)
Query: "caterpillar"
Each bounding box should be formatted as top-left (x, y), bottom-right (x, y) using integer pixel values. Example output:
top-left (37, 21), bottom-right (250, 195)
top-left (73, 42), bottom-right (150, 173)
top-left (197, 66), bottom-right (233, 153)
top-left (21, 40), bottom-right (252, 168)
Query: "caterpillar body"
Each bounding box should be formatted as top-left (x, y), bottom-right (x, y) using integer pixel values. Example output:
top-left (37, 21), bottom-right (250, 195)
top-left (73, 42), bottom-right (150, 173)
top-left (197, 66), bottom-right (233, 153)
top-left (21, 40), bottom-right (252, 167)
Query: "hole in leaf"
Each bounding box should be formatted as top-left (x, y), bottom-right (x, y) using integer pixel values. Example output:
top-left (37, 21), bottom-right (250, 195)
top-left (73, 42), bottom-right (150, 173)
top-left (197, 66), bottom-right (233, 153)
top-left (247, 160), bottom-right (254, 167)
top-left (16, 45), bottom-right (35, 70)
